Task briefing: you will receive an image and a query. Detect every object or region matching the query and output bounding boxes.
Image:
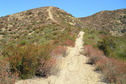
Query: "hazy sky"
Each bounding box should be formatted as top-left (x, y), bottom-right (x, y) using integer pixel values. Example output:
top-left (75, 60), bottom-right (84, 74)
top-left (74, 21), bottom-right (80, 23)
top-left (0, 0), bottom-right (126, 17)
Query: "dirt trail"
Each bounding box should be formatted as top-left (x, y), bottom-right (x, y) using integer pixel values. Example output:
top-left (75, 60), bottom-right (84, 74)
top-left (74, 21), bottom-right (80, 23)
top-left (47, 7), bottom-right (57, 23)
top-left (15, 31), bottom-right (106, 84)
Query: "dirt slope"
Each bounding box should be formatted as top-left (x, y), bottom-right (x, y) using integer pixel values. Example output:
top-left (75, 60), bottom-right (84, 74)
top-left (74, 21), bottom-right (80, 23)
top-left (15, 31), bottom-right (106, 84)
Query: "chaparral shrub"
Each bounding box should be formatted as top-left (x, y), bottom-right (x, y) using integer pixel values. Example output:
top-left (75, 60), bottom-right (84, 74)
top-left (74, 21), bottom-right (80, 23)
top-left (2, 43), bottom-right (53, 79)
top-left (0, 59), bottom-right (18, 84)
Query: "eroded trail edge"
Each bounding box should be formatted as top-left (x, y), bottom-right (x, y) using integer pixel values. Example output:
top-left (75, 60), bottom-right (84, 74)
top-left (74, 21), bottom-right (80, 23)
top-left (16, 31), bottom-right (106, 84)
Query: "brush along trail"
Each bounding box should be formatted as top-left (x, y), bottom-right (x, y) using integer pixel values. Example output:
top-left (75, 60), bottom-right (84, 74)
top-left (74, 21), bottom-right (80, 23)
top-left (15, 31), bottom-right (106, 84)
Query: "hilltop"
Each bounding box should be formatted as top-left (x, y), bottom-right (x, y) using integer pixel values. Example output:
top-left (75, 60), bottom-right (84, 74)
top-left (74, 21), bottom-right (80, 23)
top-left (79, 9), bottom-right (126, 36)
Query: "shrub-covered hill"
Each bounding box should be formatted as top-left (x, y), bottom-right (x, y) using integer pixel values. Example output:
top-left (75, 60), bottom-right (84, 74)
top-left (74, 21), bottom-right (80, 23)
top-left (0, 6), bottom-right (83, 81)
top-left (0, 6), bottom-right (126, 84)
top-left (79, 9), bottom-right (126, 36)
top-left (0, 6), bottom-right (84, 46)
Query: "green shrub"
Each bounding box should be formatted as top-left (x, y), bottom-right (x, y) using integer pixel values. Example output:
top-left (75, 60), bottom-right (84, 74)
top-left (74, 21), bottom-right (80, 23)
top-left (19, 40), bottom-right (28, 46)
top-left (82, 29), bottom-right (103, 45)
top-left (123, 15), bottom-right (126, 18)
top-left (98, 36), bottom-right (126, 60)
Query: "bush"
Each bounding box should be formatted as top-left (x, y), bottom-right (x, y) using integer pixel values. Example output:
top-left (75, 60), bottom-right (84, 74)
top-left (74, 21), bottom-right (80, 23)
top-left (19, 40), bottom-right (28, 46)
top-left (35, 58), bottom-right (58, 77)
top-left (2, 42), bottom-right (68, 79)
top-left (98, 36), bottom-right (126, 60)
top-left (2, 43), bottom-right (53, 79)
top-left (84, 45), bottom-right (104, 57)
top-left (84, 45), bottom-right (126, 84)
top-left (62, 40), bottom-right (75, 47)
top-left (96, 58), bottom-right (126, 84)
top-left (35, 46), bottom-right (67, 77)
top-left (87, 56), bottom-right (100, 65)
top-left (83, 28), bottom-right (126, 83)
top-left (50, 46), bottom-right (67, 57)
top-left (0, 59), bottom-right (18, 84)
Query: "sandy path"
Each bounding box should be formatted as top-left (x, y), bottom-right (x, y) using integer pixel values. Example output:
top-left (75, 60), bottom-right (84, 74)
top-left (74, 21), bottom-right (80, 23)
top-left (47, 7), bottom-right (57, 23)
top-left (15, 31), bottom-right (106, 84)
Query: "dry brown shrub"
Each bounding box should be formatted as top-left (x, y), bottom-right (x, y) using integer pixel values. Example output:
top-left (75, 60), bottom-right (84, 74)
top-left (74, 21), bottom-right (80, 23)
top-left (99, 59), bottom-right (126, 84)
top-left (0, 59), bottom-right (18, 84)
top-left (84, 45), bottom-right (126, 84)
top-left (50, 46), bottom-right (67, 57)
top-left (84, 45), bottom-right (104, 57)
top-left (2, 43), bottom-right (54, 79)
top-left (63, 40), bottom-right (75, 47)
top-left (35, 46), bottom-right (67, 77)
top-left (35, 57), bottom-right (59, 77)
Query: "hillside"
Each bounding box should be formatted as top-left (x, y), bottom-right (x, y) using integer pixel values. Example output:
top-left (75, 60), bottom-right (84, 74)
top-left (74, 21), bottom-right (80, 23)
top-left (0, 6), bottom-right (84, 47)
top-left (79, 9), bottom-right (126, 36)
top-left (0, 6), bottom-right (83, 82)
top-left (0, 6), bottom-right (83, 27)
top-left (0, 6), bottom-right (126, 84)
